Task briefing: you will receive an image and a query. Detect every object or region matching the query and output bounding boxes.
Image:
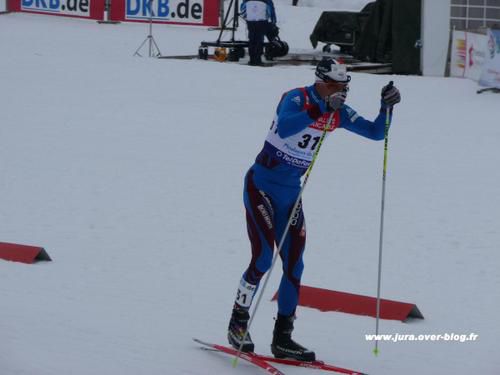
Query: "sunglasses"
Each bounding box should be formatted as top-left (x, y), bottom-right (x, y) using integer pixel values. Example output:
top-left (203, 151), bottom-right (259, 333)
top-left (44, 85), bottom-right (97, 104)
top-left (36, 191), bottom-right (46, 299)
top-left (323, 80), bottom-right (350, 93)
top-left (324, 75), bottom-right (351, 85)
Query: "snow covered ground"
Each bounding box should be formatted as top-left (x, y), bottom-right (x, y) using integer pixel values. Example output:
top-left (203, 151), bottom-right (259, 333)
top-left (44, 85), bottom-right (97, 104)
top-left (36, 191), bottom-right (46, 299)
top-left (1, 5), bottom-right (499, 375)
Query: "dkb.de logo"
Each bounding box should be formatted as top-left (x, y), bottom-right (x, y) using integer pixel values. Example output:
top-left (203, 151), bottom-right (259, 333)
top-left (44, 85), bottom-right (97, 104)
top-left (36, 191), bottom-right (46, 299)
top-left (21, 0), bottom-right (90, 16)
top-left (126, 0), bottom-right (203, 22)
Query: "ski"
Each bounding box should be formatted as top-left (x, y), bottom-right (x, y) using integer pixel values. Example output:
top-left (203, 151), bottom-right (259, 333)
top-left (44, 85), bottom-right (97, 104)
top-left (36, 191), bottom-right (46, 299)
top-left (241, 353), bottom-right (368, 375)
top-left (193, 338), bottom-right (285, 375)
top-left (193, 338), bottom-right (368, 375)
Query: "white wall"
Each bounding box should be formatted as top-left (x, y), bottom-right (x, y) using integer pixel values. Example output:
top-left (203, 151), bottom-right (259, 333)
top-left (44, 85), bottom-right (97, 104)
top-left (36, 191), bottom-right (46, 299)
top-left (0, 0), bottom-right (7, 12)
top-left (421, 0), bottom-right (451, 76)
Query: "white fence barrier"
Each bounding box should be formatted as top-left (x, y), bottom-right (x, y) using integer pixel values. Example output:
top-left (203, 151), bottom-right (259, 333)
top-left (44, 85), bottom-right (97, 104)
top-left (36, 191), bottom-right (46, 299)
top-left (479, 29), bottom-right (500, 89)
top-left (450, 30), bottom-right (488, 81)
top-left (450, 28), bottom-right (500, 89)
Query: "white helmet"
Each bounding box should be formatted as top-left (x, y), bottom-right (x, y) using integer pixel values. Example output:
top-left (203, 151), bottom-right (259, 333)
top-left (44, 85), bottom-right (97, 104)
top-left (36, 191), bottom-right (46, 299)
top-left (315, 58), bottom-right (351, 83)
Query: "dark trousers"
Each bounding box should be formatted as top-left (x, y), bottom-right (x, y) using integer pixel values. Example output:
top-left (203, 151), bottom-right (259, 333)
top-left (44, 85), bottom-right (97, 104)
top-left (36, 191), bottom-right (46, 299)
top-left (242, 168), bottom-right (306, 316)
top-left (247, 21), bottom-right (273, 64)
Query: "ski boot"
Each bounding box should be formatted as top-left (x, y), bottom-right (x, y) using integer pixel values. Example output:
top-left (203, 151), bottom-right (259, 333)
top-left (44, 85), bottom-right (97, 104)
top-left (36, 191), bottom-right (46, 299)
top-left (271, 314), bottom-right (315, 362)
top-left (227, 305), bottom-right (255, 353)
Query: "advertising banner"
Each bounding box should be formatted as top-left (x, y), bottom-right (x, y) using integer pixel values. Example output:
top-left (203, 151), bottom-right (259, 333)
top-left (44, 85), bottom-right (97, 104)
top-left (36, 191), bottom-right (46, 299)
top-left (479, 29), bottom-right (500, 89)
top-left (450, 30), bottom-right (488, 81)
top-left (109, 0), bottom-right (219, 27)
top-left (9, 0), bottom-right (104, 19)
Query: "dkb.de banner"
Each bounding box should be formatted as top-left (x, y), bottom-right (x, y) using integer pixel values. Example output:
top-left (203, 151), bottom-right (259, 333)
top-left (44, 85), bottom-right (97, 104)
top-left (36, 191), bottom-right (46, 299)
top-left (479, 29), bottom-right (500, 89)
top-left (8, 0), bottom-right (104, 19)
top-left (109, 0), bottom-right (219, 26)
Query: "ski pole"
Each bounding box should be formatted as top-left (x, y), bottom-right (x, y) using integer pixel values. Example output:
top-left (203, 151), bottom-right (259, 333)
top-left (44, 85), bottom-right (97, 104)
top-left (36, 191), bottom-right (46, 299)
top-left (373, 82), bottom-right (393, 356)
top-left (233, 110), bottom-right (336, 368)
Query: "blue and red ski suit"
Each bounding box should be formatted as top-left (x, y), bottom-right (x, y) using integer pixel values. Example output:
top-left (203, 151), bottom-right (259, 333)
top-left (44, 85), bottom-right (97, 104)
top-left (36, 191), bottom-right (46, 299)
top-left (241, 84), bottom-right (392, 316)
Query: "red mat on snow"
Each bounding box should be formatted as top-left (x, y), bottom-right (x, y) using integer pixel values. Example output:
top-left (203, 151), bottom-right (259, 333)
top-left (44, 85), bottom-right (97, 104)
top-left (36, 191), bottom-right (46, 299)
top-left (272, 285), bottom-right (423, 322)
top-left (0, 242), bottom-right (51, 264)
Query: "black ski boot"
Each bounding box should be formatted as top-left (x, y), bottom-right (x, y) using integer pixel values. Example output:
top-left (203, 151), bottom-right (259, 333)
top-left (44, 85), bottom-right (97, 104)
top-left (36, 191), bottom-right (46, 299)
top-left (271, 314), bottom-right (315, 362)
top-left (227, 305), bottom-right (255, 353)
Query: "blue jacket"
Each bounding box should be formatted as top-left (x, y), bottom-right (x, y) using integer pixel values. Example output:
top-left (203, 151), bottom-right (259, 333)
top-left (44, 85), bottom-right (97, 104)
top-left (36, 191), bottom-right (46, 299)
top-left (277, 85), bottom-right (389, 139)
top-left (252, 84), bottom-right (391, 186)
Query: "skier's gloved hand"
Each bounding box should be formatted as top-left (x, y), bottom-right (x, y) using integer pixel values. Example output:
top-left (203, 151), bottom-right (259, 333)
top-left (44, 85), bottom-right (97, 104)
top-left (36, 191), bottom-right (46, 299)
top-left (325, 91), bottom-right (347, 112)
top-left (381, 82), bottom-right (401, 107)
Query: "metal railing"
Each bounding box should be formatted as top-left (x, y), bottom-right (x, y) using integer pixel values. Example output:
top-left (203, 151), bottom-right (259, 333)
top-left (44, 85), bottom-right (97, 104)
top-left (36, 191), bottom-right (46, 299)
top-left (451, 0), bottom-right (500, 29)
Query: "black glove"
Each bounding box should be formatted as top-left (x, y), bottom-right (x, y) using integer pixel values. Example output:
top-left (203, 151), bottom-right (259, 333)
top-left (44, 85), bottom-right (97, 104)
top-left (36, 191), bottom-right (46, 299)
top-left (381, 81), bottom-right (401, 106)
top-left (326, 91), bottom-right (347, 112)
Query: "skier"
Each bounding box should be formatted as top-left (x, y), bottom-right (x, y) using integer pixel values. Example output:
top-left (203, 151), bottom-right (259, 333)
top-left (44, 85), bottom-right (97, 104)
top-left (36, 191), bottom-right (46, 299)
top-left (227, 58), bottom-right (401, 361)
top-left (240, 0), bottom-right (277, 66)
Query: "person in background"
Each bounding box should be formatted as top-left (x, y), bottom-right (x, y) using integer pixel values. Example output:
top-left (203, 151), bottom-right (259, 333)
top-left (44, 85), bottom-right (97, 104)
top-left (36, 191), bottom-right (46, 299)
top-left (227, 58), bottom-right (401, 361)
top-left (240, 0), bottom-right (277, 66)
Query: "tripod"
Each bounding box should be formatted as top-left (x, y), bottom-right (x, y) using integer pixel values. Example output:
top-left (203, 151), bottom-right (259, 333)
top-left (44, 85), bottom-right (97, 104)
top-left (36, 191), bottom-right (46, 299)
top-left (134, 0), bottom-right (162, 57)
top-left (216, 0), bottom-right (240, 44)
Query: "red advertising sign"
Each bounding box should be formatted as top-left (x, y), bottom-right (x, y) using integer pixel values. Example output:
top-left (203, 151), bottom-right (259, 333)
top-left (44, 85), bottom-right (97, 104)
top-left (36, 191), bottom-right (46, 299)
top-left (4, 0), bottom-right (219, 26)
top-left (8, 0), bottom-right (104, 19)
top-left (109, 0), bottom-right (219, 27)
